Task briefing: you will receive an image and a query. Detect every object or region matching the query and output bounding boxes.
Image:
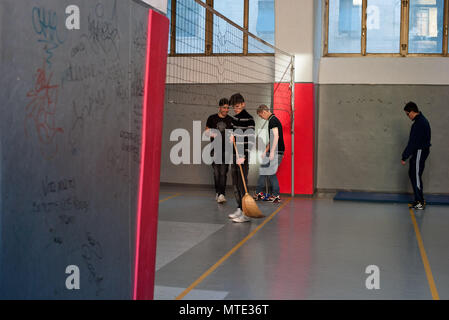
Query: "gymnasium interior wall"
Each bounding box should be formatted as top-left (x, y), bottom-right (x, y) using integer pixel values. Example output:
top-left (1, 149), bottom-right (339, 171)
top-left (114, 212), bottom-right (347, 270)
top-left (317, 84), bottom-right (449, 193)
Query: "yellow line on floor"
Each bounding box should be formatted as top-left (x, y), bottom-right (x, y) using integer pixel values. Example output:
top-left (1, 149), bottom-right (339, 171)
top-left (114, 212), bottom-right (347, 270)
top-left (175, 198), bottom-right (292, 300)
top-left (409, 207), bottom-right (440, 300)
top-left (159, 193), bottom-right (181, 203)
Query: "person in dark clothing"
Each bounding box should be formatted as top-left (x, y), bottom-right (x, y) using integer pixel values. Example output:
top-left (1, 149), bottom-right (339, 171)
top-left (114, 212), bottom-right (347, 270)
top-left (401, 101), bottom-right (431, 210)
top-left (254, 104), bottom-right (284, 203)
top-left (227, 93), bottom-right (256, 223)
top-left (205, 98), bottom-right (233, 203)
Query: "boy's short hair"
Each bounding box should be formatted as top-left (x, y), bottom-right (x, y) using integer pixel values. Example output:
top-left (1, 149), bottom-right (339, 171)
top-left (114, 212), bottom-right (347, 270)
top-left (229, 93), bottom-right (245, 106)
top-left (404, 101), bottom-right (419, 113)
top-left (219, 98), bottom-right (229, 106)
top-left (257, 104), bottom-right (269, 114)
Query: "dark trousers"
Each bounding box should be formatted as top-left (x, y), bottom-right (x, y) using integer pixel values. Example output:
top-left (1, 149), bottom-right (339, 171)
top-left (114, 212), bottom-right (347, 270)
top-left (409, 148), bottom-right (430, 203)
top-left (231, 162), bottom-right (249, 209)
top-left (212, 163), bottom-right (229, 195)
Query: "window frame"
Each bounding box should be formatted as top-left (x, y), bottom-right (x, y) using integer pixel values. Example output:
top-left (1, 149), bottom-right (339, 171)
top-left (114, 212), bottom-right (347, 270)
top-left (168, 0), bottom-right (275, 57)
top-left (324, 0), bottom-right (449, 57)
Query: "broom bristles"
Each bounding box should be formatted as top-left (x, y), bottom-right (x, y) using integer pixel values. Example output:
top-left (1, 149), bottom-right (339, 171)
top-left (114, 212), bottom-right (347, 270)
top-left (242, 193), bottom-right (264, 218)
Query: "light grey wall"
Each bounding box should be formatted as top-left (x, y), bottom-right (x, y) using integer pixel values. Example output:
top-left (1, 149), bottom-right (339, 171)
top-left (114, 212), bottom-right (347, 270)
top-left (317, 85), bottom-right (449, 194)
top-left (0, 0), bottom-right (149, 299)
top-left (161, 83), bottom-right (274, 189)
top-left (313, 0), bottom-right (323, 84)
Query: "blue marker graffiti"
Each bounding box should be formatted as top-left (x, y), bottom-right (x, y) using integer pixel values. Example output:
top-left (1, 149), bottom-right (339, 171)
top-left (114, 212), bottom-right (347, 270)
top-left (32, 7), bottom-right (65, 67)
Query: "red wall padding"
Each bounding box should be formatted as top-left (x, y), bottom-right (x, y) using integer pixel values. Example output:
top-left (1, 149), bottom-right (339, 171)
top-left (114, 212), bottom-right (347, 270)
top-left (274, 83), bottom-right (314, 195)
top-left (273, 83), bottom-right (293, 194)
top-left (133, 9), bottom-right (169, 300)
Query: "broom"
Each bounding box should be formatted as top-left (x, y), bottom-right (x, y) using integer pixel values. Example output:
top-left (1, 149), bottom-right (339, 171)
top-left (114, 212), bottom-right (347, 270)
top-left (233, 140), bottom-right (264, 218)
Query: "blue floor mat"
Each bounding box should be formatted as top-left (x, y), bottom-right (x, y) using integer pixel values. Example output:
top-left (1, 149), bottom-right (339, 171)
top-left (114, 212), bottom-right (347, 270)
top-left (334, 191), bottom-right (449, 205)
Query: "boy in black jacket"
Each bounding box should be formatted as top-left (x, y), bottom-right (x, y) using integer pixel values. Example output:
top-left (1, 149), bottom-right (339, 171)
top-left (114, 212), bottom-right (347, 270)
top-left (401, 101), bottom-right (431, 210)
top-left (227, 93), bottom-right (256, 223)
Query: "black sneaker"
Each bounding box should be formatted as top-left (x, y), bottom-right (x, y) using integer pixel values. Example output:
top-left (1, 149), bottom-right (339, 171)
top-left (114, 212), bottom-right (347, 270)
top-left (413, 201), bottom-right (425, 210)
top-left (253, 192), bottom-right (265, 201)
top-left (408, 201), bottom-right (420, 208)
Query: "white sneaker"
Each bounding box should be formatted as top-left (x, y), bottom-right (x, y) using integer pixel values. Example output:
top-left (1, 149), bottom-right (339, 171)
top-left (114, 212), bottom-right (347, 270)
top-left (232, 214), bottom-right (251, 223)
top-left (228, 208), bottom-right (243, 219)
top-left (217, 194), bottom-right (226, 203)
top-left (215, 193), bottom-right (219, 200)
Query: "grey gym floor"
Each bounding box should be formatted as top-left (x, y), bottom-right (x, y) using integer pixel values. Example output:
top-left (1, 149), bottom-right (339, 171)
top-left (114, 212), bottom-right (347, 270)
top-left (154, 184), bottom-right (449, 300)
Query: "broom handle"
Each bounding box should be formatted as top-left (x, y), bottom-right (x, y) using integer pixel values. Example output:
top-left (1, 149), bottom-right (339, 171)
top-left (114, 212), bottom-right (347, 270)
top-left (233, 140), bottom-right (248, 194)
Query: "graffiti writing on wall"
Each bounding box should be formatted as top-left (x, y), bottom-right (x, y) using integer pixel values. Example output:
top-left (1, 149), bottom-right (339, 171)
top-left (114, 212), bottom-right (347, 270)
top-left (84, 1), bottom-right (120, 60)
top-left (81, 232), bottom-right (104, 296)
top-left (32, 7), bottom-right (65, 68)
top-left (25, 60), bottom-right (64, 160)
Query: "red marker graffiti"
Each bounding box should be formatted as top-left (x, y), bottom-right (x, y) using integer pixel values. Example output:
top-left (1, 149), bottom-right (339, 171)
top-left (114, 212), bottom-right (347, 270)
top-left (25, 60), bottom-right (64, 159)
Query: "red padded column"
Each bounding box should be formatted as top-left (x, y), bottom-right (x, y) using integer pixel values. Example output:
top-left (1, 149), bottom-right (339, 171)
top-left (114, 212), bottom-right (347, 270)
top-left (294, 83), bottom-right (314, 195)
top-left (273, 83), bottom-right (292, 195)
top-left (274, 83), bottom-right (314, 195)
top-left (133, 9), bottom-right (169, 300)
